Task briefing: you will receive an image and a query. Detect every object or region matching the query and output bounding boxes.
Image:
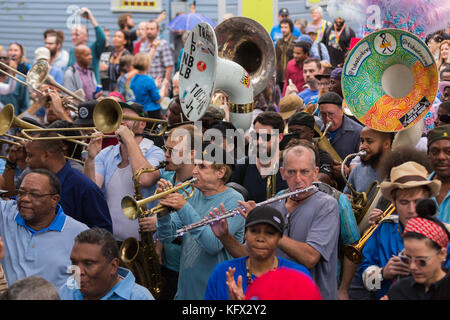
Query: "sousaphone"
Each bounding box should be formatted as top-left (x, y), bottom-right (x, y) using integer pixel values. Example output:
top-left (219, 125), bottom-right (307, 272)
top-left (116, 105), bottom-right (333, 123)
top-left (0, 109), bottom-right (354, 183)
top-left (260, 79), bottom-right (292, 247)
top-left (178, 18), bottom-right (275, 131)
top-left (341, 28), bottom-right (438, 132)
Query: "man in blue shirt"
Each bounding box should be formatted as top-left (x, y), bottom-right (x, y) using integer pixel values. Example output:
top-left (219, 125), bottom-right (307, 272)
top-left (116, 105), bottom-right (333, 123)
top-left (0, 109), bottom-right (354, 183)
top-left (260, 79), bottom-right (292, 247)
top-left (426, 125), bottom-right (450, 221)
top-left (359, 161), bottom-right (449, 299)
top-left (270, 8), bottom-right (301, 45)
top-left (298, 58), bottom-right (321, 106)
top-left (0, 169), bottom-right (89, 289)
top-left (23, 132), bottom-right (112, 232)
top-left (59, 228), bottom-right (153, 300)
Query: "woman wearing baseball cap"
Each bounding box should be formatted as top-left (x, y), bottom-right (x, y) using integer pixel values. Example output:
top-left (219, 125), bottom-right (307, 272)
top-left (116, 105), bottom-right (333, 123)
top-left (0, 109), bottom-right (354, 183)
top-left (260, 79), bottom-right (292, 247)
top-left (204, 206), bottom-right (316, 300)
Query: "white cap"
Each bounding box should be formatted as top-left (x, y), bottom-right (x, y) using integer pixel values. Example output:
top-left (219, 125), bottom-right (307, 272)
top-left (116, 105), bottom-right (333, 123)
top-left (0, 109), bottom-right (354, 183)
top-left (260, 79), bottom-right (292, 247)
top-left (34, 47), bottom-right (51, 61)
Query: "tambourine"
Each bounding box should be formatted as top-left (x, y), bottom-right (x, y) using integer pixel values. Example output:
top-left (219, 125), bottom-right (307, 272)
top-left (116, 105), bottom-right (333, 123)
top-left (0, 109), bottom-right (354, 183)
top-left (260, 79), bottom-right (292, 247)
top-left (342, 28), bottom-right (438, 132)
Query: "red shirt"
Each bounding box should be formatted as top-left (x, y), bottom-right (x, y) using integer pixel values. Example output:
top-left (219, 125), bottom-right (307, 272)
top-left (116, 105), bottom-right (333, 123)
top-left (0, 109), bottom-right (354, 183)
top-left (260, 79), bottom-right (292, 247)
top-left (282, 59), bottom-right (306, 97)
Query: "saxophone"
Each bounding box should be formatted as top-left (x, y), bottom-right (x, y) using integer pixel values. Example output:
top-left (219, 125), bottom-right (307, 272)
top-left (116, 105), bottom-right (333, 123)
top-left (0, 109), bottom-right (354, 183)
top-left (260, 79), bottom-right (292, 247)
top-left (119, 162), bottom-right (167, 299)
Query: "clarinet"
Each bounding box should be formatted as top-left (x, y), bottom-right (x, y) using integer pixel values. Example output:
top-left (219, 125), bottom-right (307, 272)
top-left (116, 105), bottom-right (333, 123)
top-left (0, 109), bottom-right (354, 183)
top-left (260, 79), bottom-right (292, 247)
top-left (176, 185), bottom-right (317, 236)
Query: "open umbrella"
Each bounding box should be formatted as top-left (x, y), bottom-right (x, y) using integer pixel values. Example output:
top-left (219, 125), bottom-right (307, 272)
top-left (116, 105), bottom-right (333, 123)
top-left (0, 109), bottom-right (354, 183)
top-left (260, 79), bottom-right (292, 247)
top-left (168, 13), bottom-right (216, 31)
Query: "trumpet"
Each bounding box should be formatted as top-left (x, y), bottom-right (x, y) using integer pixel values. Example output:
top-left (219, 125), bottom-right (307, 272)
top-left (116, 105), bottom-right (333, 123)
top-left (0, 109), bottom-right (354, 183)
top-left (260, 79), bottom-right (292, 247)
top-left (121, 177), bottom-right (197, 220)
top-left (343, 203), bottom-right (396, 264)
top-left (175, 185), bottom-right (317, 236)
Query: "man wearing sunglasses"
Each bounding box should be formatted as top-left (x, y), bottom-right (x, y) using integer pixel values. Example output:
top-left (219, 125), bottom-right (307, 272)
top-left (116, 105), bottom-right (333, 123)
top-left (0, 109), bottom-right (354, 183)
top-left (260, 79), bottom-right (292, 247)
top-left (435, 101), bottom-right (450, 127)
top-left (359, 161), bottom-right (449, 299)
top-left (0, 169), bottom-right (88, 289)
top-left (427, 124), bottom-right (450, 222)
top-left (229, 111), bottom-right (288, 203)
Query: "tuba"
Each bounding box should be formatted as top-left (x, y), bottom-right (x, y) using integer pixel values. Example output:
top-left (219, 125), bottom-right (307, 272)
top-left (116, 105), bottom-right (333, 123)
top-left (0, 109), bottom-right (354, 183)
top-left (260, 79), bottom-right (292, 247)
top-left (178, 18), bottom-right (275, 131)
top-left (118, 162), bottom-right (167, 299)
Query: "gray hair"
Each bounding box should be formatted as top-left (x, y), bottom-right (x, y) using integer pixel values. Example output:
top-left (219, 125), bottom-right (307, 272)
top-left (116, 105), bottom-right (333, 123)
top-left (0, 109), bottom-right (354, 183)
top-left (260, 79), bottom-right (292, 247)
top-left (283, 145), bottom-right (316, 170)
top-left (310, 5), bottom-right (323, 16)
top-left (1, 276), bottom-right (60, 300)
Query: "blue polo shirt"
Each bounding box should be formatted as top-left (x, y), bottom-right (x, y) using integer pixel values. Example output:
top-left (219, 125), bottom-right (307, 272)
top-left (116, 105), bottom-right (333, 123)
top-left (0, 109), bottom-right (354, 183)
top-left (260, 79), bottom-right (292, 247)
top-left (56, 161), bottom-right (112, 232)
top-left (0, 201), bottom-right (89, 288)
top-left (59, 267), bottom-right (154, 300)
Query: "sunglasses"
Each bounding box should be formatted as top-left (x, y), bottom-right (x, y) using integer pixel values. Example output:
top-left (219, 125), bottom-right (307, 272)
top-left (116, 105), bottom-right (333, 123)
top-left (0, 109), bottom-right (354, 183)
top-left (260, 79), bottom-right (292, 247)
top-left (439, 114), bottom-right (450, 124)
top-left (0, 56), bottom-right (8, 61)
top-left (398, 250), bottom-right (441, 267)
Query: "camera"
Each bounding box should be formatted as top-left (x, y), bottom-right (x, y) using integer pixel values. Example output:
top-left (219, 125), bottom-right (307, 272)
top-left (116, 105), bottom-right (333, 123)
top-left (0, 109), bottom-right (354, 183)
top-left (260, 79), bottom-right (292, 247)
top-left (81, 9), bottom-right (89, 18)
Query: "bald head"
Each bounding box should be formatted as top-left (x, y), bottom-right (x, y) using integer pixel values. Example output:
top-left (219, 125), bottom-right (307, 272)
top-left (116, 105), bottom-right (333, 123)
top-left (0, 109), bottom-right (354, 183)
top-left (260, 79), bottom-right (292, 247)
top-left (74, 45), bottom-right (92, 69)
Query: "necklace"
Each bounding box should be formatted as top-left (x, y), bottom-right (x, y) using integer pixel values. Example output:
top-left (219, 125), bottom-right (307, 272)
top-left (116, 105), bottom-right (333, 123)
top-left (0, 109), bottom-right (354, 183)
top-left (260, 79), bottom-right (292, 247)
top-left (246, 257), bottom-right (278, 285)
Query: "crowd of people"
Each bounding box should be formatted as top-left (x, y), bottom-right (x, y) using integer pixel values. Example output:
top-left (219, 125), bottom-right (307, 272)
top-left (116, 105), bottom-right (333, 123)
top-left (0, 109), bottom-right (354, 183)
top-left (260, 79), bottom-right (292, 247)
top-left (0, 4), bottom-right (448, 302)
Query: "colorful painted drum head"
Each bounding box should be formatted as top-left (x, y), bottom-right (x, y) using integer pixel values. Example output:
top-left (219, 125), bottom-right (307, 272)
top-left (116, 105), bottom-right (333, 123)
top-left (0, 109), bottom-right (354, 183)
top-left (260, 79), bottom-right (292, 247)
top-left (342, 29), bottom-right (438, 132)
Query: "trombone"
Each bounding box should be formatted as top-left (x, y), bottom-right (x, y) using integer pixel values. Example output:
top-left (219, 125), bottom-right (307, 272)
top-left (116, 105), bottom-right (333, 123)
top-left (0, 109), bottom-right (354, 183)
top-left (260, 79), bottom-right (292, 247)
top-left (0, 133), bottom-right (84, 165)
top-left (121, 177), bottom-right (197, 220)
top-left (0, 60), bottom-right (84, 112)
top-left (0, 104), bottom-right (88, 148)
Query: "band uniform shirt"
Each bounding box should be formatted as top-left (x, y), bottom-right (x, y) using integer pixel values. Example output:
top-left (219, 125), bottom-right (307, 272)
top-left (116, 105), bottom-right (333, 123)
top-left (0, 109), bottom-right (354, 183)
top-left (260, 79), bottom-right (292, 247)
top-left (328, 115), bottom-right (363, 161)
top-left (59, 267), bottom-right (154, 300)
top-left (94, 138), bottom-right (165, 236)
top-left (0, 201), bottom-right (88, 289)
top-left (270, 189), bottom-right (340, 300)
top-left (358, 216), bottom-right (450, 299)
top-left (157, 187), bottom-right (245, 300)
top-left (204, 256), bottom-right (311, 300)
top-left (56, 161), bottom-right (112, 232)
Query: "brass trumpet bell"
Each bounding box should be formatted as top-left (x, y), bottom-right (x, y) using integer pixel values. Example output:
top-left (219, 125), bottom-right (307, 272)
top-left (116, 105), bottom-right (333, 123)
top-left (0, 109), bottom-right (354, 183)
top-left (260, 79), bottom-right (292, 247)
top-left (121, 178), bottom-right (197, 220)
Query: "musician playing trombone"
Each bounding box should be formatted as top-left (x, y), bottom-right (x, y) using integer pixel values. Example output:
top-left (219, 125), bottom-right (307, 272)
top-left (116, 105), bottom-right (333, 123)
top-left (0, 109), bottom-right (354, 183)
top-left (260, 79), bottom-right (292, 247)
top-left (83, 102), bottom-right (165, 242)
top-left (155, 144), bottom-right (245, 300)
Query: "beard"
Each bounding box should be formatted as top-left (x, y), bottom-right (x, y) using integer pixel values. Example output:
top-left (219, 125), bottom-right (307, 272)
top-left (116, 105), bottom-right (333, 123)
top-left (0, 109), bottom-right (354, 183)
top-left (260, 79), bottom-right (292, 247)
top-left (360, 150), bottom-right (382, 167)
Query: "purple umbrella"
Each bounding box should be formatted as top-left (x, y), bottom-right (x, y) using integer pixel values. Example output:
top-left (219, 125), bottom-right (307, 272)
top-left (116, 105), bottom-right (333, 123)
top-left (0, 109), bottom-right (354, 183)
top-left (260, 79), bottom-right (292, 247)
top-left (168, 13), bottom-right (216, 31)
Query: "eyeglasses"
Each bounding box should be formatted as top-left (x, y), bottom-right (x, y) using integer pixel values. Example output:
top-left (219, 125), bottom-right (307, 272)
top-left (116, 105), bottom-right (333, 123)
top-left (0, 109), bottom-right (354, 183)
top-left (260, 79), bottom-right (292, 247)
top-left (17, 189), bottom-right (57, 200)
top-left (398, 250), bottom-right (441, 267)
top-left (162, 145), bottom-right (174, 153)
top-left (438, 114), bottom-right (450, 124)
top-left (319, 111), bottom-right (337, 119)
top-left (0, 56), bottom-right (8, 61)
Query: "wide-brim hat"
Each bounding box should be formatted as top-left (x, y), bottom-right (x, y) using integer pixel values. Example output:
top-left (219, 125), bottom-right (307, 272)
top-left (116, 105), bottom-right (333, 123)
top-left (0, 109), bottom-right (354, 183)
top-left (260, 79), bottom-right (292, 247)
top-left (380, 161), bottom-right (441, 201)
top-left (279, 95), bottom-right (304, 120)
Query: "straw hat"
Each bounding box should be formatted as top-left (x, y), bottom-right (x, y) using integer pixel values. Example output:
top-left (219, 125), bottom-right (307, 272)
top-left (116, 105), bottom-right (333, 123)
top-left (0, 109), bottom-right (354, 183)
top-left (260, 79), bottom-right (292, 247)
top-left (380, 161), bottom-right (441, 201)
top-left (279, 95), bottom-right (304, 120)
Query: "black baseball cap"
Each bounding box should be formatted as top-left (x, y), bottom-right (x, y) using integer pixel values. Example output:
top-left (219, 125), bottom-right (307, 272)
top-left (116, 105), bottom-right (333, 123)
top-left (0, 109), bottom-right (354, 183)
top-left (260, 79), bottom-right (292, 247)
top-left (288, 112), bottom-right (315, 130)
top-left (279, 8), bottom-right (289, 16)
top-left (245, 206), bottom-right (285, 235)
top-left (73, 100), bottom-right (96, 127)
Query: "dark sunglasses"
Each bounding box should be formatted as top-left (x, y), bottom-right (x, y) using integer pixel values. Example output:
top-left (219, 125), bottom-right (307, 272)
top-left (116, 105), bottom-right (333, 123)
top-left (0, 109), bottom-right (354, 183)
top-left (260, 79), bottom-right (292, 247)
top-left (398, 250), bottom-right (441, 267)
top-left (0, 56), bottom-right (8, 61)
top-left (439, 114), bottom-right (450, 124)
